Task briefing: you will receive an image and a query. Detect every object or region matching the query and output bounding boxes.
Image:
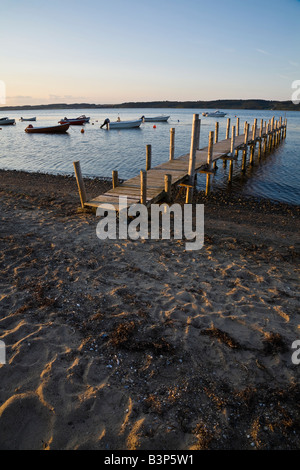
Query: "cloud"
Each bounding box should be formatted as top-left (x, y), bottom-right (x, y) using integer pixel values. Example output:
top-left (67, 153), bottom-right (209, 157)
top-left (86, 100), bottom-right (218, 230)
top-left (256, 48), bottom-right (270, 55)
top-left (7, 95), bottom-right (32, 100)
top-left (48, 94), bottom-right (87, 102)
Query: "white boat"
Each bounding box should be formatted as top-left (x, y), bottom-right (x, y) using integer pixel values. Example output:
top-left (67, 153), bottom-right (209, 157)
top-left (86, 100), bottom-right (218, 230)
top-left (0, 118), bottom-right (16, 125)
top-left (20, 117), bottom-right (36, 121)
top-left (101, 118), bottom-right (143, 129)
top-left (77, 115), bottom-right (90, 122)
top-left (141, 115), bottom-right (170, 122)
top-left (202, 110), bottom-right (227, 117)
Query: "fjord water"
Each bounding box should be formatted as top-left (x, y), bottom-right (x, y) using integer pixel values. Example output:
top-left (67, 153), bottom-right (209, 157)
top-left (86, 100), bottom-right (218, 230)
top-left (0, 108), bottom-right (299, 205)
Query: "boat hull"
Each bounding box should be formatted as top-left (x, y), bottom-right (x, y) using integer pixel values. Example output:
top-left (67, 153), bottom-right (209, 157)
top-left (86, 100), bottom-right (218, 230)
top-left (108, 119), bottom-right (142, 129)
top-left (142, 116), bottom-right (170, 122)
top-left (0, 119), bottom-right (16, 125)
top-left (58, 119), bottom-right (85, 125)
top-left (20, 117), bottom-right (36, 121)
top-left (25, 123), bottom-right (70, 134)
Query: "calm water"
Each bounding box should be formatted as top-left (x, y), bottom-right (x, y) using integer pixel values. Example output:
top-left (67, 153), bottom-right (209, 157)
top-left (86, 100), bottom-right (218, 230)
top-left (0, 108), bottom-right (299, 205)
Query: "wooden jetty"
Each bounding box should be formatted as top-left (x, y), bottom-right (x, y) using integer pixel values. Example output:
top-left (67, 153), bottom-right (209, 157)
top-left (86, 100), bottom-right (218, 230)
top-left (74, 114), bottom-right (287, 210)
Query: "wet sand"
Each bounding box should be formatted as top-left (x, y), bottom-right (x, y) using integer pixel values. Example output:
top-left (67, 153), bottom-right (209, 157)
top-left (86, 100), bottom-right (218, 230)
top-left (0, 169), bottom-right (299, 450)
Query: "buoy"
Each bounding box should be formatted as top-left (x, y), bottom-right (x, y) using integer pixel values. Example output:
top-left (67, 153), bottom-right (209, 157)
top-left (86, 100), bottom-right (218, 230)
top-left (81, 128), bottom-right (85, 133)
top-left (153, 125), bottom-right (156, 129)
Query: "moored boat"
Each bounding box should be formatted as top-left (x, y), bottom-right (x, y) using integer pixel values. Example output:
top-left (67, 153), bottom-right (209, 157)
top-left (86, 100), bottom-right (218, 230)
top-left (0, 118), bottom-right (16, 125)
top-left (25, 123), bottom-right (70, 134)
top-left (58, 117), bottom-right (86, 125)
top-left (202, 110), bottom-right (227, 117)
top-left (141, 115), bottom-right (170, 122)
top-left (101, 118), bottom-right (143, 129)
top-left (76, 115), bottom-right (90, 122)
top-left (20, 117), bottom-right (36, 121)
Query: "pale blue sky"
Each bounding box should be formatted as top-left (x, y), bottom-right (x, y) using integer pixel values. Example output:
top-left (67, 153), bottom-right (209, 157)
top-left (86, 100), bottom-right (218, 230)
top-left (1, 0), bottom-right (300, 105)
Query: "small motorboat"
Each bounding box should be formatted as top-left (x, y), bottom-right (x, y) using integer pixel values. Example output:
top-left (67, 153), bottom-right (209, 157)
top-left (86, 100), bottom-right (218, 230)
top-left (20, 117), bottom-right (36, 121)
top-left (0, 118), bottom-right (16, 125)
top-left (25, 123), bottom-right (70, 134)
top-left (58, 117), bottom-right (86, 125)
top-left (202, 110), bottom-right (227, 117)
top-left (76, 115), bottom-right (90, 122)
top-left (101, 118), bottom-right (143, 129)
top-left (140, 115), bottom-right (170, 122)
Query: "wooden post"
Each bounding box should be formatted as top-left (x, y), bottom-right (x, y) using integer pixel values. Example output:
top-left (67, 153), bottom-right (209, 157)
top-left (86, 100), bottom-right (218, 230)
top-left (258, 119), bottom-right (263, 160)
top-left (271, 116), bottom-right (275, 132)
top-left (273, 120), bottom-right (277, 147)
top-left (196, 118), bottom-right (201, 150)
top-left (214, 122), bottom-right (219, 143)
top-left (279, 116), bottom-right (283, 141)
top-left (188, 114), bottom-right (199, 186)
top-left (249, 144), bottom-right (254, 165)
top-left (112, 170), bottom-right (119, 189)
top-left (186, 114), bottom-right (199, 203)
top-left (235, 117), bottom-right (239, 157)
top-left (213, 122), bottom-right (219, 169)
top-left (226, 118), bottom-right (231, 139)
top-left (244, 122), bottom-right (249, 147)
top-left (249, 119), bottom-right (257, 165)
top-left (169, 128), bottom-right (175, 161)
top-left (228, 126), bottom-right (235, 183)
top-left (252, 118), bottom-right (257, 141)
top-left (223, 118), bottom-right (230, 168)
top-left (279, 117), bottom-right (282, 141)
top-left (146, 144), bottom-right (152, 171)
top-left (140, 170), bottom-right (147, 205)
top-left (263, 123), bottom-right (269, 154)
top-left (258, 140), bottom-right (262, 160)
top-left (284, 118), bottom-right (287, 138)
top-left (73, 161), bottom-right (87, 208)
top-left (164, 174), bottom-right (172, 202)
top-left (205, 131), bottom-right (214, 196)
top-left (231, 125), bottom-right (235, 157)
top-left (259, 119), bottom-right (263, 138)
top-left (242, 123), bottom-right (249, 172)
top-left (269, 122), bottom-right (273, 152)
top-left (207, 131), bottom-right (214, 168)
top-left (236, 117), bottom-right (240, 136)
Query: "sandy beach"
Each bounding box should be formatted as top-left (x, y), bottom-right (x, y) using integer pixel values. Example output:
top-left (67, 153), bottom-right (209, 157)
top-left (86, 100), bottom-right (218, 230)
top-left (0, 168), bottom-right (299, 450)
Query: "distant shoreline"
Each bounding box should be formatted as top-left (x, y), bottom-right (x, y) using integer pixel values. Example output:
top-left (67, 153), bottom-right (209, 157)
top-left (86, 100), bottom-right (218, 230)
top-left (1, 99), bottom-right (300, 112)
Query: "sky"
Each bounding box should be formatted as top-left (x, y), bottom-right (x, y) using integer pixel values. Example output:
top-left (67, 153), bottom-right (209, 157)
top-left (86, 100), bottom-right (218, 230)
top-left (1, 0), bottom-right (300, 105)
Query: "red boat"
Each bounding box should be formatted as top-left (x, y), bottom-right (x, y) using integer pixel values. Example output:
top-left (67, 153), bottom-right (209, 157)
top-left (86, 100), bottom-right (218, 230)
top-left (25, 123), bottom-right (70, 134)
top-left (58, 117), bottom-right (86, 125)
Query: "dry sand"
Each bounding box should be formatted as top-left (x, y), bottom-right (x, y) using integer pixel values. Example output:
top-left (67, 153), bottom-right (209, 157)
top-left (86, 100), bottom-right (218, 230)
top-left (0, 169), bottom-right (299, 450)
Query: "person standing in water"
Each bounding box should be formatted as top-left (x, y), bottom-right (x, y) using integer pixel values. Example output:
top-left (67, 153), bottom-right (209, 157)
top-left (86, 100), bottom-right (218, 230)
top-left (100, 118), bottom-right (110, 129)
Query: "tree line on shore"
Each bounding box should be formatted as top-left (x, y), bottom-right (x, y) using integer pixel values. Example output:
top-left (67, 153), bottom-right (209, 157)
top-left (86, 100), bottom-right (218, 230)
top-left (1, 99), bottom-right (299, 111)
